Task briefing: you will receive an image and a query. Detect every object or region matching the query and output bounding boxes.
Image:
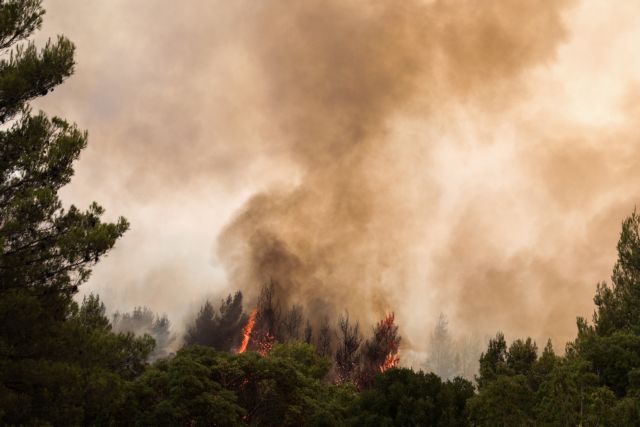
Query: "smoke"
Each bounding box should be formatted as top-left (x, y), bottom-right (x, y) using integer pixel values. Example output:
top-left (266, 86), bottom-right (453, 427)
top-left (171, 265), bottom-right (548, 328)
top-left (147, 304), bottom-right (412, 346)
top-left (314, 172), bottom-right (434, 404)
top-left (218, 0), bottom-right (575, 331)
top-left (37, 1), bottom-right (640, 353)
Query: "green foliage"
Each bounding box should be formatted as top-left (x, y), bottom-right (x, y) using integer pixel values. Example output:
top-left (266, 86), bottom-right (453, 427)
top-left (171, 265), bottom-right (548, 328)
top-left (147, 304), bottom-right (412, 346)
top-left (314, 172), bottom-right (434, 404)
top-left (0, 0), bottom-right (73, 123)
top-left (468, 374), bottom-right (535, 426)
top-left (4, 0), bottom-right (640, 423)
top-left (575, 328), bottom-right (640, 397)
top-left (468, 210), bottom-right (640, 425)
top-left (0, 1), bottom-right (43, 50)
top-left (476, 332), bottom-right (508, 389)
top-left (0, 2), bottom-right (133, 424)
top-left (348, 368), bottom-right (473, 426)
top-left (593, 211), bottom-right (640, 336)
top-left (534, 357), bottom-right (608, 426)
top-left (1, 295), bottom-right (153, 425)
top-left (123, 343), bottom-right (355, 426)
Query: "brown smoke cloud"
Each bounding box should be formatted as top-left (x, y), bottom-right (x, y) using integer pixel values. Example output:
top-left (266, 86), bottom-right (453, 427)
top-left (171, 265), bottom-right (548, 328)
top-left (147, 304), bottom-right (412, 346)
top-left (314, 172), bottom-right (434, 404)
top-left (218, 0), bottom-right (577, 339)
top-left (37, 0), bottom-right (640, 354)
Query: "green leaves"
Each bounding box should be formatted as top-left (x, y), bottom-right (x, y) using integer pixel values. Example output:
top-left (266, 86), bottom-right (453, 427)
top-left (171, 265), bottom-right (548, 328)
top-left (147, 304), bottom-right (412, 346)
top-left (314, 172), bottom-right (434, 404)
top-left (593, 210), bottom-right (640, 336)
top-left (0, 0), bottom-right (44, 51)
top-left (0, 3), bottom-right (131, 424)
top-left (0, 36), bottom-right (74, 122)
top-left (122, 344), bottom-right (347, 426)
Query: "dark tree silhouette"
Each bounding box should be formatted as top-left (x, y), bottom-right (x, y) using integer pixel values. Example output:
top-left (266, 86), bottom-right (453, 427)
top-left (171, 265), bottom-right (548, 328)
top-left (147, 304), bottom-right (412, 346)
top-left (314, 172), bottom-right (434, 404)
top-left (335, 312), bottom-right (361, 384)
top-left (184, 291), bottom-right (246, 352)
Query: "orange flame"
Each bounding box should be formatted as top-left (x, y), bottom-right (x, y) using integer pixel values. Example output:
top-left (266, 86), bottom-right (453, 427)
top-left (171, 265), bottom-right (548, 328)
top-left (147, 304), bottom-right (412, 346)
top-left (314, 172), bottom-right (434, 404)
top-left (380, 352), bottom-right (400, 372)
top-left (238, 309), bottom-right (257, 354)
top-left (378, 313), bottom-right (400, 372)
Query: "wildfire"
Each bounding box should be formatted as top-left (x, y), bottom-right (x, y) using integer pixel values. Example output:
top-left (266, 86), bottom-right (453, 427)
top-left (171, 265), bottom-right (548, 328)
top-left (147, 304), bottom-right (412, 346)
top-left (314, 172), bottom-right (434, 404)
top-left (257, 332), bottom-right (275, 357)
top-left (380, 352), bottom-right (400, 372)
top-left (378, 313), bottom-right (400, 372)
top-left (237, 309), bottom-right (257, 354)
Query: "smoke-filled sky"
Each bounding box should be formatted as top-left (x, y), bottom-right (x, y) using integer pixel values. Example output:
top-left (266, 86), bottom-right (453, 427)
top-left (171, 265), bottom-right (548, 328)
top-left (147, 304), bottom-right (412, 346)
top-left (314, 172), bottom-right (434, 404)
top-left (36, 0), bottom-right (640, 353)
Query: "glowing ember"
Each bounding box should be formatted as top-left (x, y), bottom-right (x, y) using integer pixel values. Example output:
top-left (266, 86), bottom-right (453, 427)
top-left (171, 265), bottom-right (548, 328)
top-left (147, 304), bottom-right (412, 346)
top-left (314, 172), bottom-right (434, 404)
top-left (257, 332), bottom-right (275, 357)
top-left (238, 309), bottom-right (257, 354)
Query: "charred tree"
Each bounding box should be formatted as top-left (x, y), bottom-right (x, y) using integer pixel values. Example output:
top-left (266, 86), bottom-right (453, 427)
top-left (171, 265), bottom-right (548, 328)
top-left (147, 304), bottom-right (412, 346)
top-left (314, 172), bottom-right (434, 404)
top-left (282, 304), bottom-right (304, 342)
top-left (335, 312), bottom-right (362, 384)
top-left (316, 316), bottom-right (333, 358)
top-left (304, 319), bottom-right (313, 344)
top-left (359, 313), bottom-right (401, 388)
top-left (252, 281), bottom-right (280, 355)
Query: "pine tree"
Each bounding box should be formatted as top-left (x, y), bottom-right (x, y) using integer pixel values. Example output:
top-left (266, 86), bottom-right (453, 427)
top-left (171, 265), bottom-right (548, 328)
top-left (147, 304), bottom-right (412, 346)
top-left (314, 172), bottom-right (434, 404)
top-left (593, 210), bottom-right (640, 335)
top-left (184, 292), bottom-right (246, 351)
top-left (359, 313), bottom-right (401, 388)
top-left (335, 312), bottom-right (361, 384)
top-left (0, 2), bottom-right (131, 422)
top-left (426, 313), bottom-right (456, 380)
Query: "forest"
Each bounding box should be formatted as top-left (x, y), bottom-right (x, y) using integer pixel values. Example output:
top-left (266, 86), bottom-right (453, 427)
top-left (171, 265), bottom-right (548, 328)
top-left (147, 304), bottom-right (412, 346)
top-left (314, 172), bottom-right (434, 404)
top-left (2, 1), bottom-right (640, 426)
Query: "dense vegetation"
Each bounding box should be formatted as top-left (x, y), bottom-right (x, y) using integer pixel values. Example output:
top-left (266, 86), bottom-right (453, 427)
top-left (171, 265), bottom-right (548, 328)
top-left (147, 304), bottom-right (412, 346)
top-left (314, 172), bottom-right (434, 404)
top-left (2, 2), bottom-right (640, 425)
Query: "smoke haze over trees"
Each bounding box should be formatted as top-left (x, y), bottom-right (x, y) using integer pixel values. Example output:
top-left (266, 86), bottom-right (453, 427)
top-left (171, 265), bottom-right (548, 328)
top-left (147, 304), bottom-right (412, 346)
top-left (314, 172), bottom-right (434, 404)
top-left (4, 0), bottom-right (640, 425)
top-left (112, 306), bottom-right (175, 360)
top-left (30, 0), bottom-right (640, 354)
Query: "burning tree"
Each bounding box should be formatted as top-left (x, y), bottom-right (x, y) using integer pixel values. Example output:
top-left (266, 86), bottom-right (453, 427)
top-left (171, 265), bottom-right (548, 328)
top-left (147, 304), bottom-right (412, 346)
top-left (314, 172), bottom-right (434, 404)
top-left (359, 313), bottom-right (401, 388)
top-left (244, 281), bottom-right (280, 356)
top-left (237, 309), bottom-right (257, 353)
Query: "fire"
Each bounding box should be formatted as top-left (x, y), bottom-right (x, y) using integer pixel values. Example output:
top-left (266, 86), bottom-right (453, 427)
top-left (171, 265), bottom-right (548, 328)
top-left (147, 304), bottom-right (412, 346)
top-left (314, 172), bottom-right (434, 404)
top-left (380, 352), bottom-right (400, 372)
top-left (237, 309), bottom-right (257, 354)
top-left (257, 332), bottom-right (275, 357)
top-left (378, 313), bottom-right (400, 372)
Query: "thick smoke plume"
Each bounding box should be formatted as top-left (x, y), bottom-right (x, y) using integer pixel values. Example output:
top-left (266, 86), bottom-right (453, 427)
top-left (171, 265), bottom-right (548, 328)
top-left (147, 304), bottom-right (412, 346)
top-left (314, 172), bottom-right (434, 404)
top-left (39, 1), bottom-right (640, 357)
top-left (219, 0), bottom-right (574, 334)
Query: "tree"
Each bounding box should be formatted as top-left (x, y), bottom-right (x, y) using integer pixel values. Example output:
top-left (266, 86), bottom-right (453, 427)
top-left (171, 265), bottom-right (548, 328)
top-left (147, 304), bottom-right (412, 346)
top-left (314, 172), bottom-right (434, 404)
top-left (427, 313), bottom-right (456, 380)
top-left (348, 368), bottom-right (473, 426)
top-left (467, 374), bottom-right (534, 427)
top-left (470, 334), bottom-right (538, 426)
top-left (316, 315), bottom-right (333, 358)
top-left (506, 338), bottom-right (538, 378)
top-left (112, 306), bottom-right (176, 360)
top-left (359, 313), bottom-right (401, 388)
top-left (593, 210), bottom-right (640, 336)
top-left (0, 2), bottom-right (130, 424)
top-left (303, 319), bottom-right (313, 344)
top-left (535, 356), bottom-right (615, 426)
top-left (184, 291), bottom-right (246, 352)
top-left (455, 334), bottom-right (482, 381)
top-left (1, 294), bottom-right (153, 425)
top-left (121, 343), bottom-right (354, 426)
top-left (281, 304), bottom-right (304, 342)
top-left (573, 212), bottom-right (640, 398)
top-left (251, 282), bottom-right (280, 354)
top-left (335, 312), bottom-right (362, 384)
top-left (476, 332), bottom-right (508, 389)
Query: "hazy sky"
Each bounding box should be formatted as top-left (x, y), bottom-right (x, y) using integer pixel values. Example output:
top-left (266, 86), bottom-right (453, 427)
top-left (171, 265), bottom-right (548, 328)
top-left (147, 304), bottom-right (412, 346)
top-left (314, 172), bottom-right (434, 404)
top-left (36, 1), bottom-right (640, 355)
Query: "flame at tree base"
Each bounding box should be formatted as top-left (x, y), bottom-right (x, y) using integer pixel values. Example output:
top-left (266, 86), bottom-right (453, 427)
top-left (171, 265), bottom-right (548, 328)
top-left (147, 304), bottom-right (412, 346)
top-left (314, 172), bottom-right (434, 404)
top-left (378, 313), bottom-right (400, 372)
top-left (237, 309), bottom-right (257, 354)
